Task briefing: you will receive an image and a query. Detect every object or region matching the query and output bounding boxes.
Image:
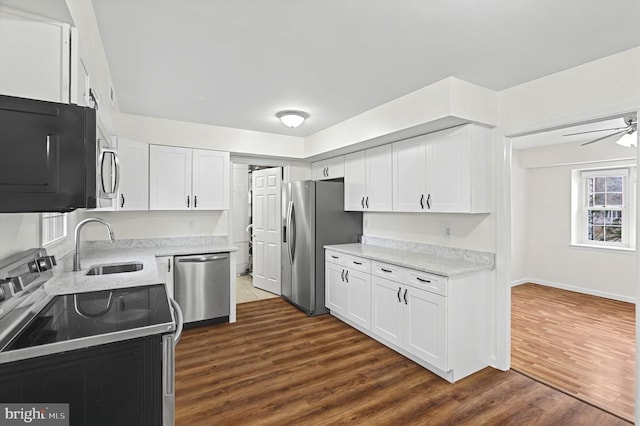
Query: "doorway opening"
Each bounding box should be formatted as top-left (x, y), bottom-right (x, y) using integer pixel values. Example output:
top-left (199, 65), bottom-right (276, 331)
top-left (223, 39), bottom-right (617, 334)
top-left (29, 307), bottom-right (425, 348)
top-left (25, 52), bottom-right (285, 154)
top-left (232, 163), bottom-right (282, 304)
top-left (508, 114), bottom-right (637, 421)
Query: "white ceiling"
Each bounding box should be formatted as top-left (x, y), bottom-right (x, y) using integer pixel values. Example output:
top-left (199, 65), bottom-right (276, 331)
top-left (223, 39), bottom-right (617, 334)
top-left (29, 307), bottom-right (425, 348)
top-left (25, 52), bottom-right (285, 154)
top-left (91, 0), bottom-right (640, 137)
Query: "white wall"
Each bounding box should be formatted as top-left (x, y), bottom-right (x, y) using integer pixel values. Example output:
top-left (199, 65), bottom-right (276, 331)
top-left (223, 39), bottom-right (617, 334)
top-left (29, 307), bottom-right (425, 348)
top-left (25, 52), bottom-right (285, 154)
top-left (77, 210), bottom-right (228, 241)
top-left (499, 47), bottom-right (640, 131)
top-left (511, 142), bottom-right (637, 301)
top-left (304, 77), bottom-right (498, 158)
top-left (115, 112), bottom-right (305, 158)
top-left (232, 163), bottom-right (250, 274)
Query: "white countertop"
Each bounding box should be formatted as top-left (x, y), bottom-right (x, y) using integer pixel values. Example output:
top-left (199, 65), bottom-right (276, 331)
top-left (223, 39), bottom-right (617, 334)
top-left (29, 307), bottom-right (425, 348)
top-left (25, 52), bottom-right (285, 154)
top-left (46, 243), bottom-right (237, 295)
top-left (324, 243), bottom-right (493, 277)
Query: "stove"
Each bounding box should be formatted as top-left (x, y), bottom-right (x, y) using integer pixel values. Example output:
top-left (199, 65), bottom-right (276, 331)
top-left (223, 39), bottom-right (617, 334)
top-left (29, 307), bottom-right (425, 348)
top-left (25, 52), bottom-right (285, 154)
top-left (0, 248), bottom-right (179, 364)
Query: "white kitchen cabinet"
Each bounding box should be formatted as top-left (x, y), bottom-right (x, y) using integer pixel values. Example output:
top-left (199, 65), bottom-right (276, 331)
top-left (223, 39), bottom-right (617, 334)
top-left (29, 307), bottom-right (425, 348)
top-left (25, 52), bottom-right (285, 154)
top-left (0, 8), bottom-right (76, 103)
top-left (325, 251), bottom-right (372, 330)
top-left (326, 247), bottom-right (490, 383)
top-left (155, 256), bottom-right (174, 298)
top-left (192, 149), bottom-right (230, 210)
top-left (344, 145), bottom-right (392, 211)
top-left (325, 261), bottom-right (347, 316)
top-left (392, 124), bottom-right (492, 213)
top-left (149, 145), bottom-right (229, 210)
top-left (117, 138), bottom-right (149, 211)
top-left (312, 156), bottom-right (344, 180)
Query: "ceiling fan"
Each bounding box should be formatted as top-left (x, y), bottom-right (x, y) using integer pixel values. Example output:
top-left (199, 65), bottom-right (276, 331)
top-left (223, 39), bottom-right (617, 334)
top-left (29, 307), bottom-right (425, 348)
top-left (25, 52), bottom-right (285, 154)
top-left (565, 117), bottom-right (638, 147)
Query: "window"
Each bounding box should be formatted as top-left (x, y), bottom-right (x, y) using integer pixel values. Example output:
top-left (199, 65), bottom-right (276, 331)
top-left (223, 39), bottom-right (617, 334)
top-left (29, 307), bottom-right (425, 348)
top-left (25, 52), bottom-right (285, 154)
top-left (41, 212), bottom-right (67, 246)
top-left (572, 167), bottom-right (636, 249)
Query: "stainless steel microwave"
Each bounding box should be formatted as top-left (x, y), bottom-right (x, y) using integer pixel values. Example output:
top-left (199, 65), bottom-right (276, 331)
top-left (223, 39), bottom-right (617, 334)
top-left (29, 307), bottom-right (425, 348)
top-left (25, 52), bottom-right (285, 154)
top-left (0, 95), bottom-right (97, 212)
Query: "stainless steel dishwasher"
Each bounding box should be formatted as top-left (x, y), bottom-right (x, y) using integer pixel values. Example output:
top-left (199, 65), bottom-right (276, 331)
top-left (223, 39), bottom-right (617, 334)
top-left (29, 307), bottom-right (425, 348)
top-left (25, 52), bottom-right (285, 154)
top-left (174, 253), bottom-right (230, 328)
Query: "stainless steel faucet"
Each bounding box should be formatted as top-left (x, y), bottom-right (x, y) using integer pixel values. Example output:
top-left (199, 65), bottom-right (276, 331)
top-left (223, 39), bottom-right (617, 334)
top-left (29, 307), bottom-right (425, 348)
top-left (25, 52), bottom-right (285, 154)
top-left (73, 218), bottom-right (115, 271)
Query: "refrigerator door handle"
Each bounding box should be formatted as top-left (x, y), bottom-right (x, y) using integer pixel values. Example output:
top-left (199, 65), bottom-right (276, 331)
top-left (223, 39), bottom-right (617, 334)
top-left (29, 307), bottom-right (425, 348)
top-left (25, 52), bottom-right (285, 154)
top-left (290, 202), bottom-right (297, 263)
top-left (286, 201), bottom-right (294, 265)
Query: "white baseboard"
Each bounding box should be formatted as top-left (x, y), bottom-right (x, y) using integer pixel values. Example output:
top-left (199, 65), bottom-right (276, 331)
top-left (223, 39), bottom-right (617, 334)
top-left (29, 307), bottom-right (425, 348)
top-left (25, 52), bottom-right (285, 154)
top-left (511, 277), bottom-right (635, 304)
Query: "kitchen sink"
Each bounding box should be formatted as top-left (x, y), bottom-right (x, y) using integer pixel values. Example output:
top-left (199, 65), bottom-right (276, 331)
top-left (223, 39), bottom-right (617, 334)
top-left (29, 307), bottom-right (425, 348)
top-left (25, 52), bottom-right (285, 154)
top-left (86, 262), bottom-right (143, 276)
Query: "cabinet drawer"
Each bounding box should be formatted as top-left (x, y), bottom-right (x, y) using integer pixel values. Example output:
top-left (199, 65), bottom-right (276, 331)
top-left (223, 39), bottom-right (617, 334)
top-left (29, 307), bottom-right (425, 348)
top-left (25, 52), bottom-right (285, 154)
top-left (371, 261), bottom-right (404, 282)
top-left (404, 269), bottom-right (446, 296)
top-left (345, 255), bottom-right (371, 273)
top-left (326, 250), bottom-right (346, 266)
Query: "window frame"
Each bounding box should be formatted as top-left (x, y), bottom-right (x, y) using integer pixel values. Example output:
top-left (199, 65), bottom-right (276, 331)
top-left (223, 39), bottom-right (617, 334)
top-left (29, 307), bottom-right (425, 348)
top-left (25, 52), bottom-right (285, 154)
top-left (41, 212), bottom-right (68, 247)
top-left (572, 166), bottom-right (636, 250)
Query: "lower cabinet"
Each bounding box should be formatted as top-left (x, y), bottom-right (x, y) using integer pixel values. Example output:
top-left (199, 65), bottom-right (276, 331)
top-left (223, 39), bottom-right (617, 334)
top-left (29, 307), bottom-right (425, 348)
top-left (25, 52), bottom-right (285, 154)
top-left (155, 255), bottom-right (175, 298)
top-left (0, 336), bottom-right (163, 426)
top-left (325, 252), bottom-right (371, 330)
top-left (326, 248), bottom-right (489, 383)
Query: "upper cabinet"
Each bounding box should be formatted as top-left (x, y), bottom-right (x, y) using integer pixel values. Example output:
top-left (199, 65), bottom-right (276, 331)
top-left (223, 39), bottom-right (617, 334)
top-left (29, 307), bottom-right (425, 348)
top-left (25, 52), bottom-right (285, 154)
top-left (0, 8), bottom-right (76, 103)
top-left (344, 145), bottom-right (393, 211)
top-left (392, 124), bottom-right (492, 213)
top-left (149, 145), bottom-right (229, 210)
top-left (312, 156), bottom-right (344, 180)
top-left (117, 138), bottom-right (149, 211)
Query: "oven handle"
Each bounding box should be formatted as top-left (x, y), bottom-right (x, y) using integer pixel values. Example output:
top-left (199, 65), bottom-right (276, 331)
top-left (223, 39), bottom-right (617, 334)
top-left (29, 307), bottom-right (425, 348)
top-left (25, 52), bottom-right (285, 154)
top-left (170, 298), bottom-right (184, 345)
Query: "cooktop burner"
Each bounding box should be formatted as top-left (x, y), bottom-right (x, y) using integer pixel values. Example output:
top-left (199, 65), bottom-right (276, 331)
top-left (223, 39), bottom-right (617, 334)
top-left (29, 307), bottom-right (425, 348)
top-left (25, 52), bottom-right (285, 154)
top-left (6, 284), bottom-right (172, 351)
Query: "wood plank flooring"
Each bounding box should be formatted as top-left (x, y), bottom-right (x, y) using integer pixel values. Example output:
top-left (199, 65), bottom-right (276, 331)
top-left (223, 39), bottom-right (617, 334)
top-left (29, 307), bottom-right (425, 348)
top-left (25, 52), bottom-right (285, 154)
top-left (176, 297), bottom-right (630, 425)
top-left (511, 283), bottom-right (635, 422)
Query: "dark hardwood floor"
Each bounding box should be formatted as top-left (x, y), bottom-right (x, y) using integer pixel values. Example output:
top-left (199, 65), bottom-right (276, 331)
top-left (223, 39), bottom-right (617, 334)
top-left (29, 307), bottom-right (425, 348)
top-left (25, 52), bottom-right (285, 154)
top-left (512, 283), bottom-right (635, 422)
top-left (176, 297), bottom-right (630, 425)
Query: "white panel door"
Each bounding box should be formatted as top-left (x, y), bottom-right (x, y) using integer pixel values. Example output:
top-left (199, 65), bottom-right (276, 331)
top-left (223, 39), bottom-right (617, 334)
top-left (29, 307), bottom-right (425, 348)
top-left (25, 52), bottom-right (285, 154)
top-left (393, 136), bottom-right (426, 212)
top-left (371, 276), bottom-right (404, 347)
top-left (404, 286), bottom-right (447, 371)
top-left (252, 167), bottom-right (282, 294)
top-left (344, 151), bottom-right (366, 211)
top-left (345, 268), bottom-right (371, 330)
top-left (117, 138), bottom-right (149, 211)
top-left (325, 262), bottom-right (346, 316)
top-left (149, 145), bottom-right (192, 210)
top-left (426, 127), bottom-right (471, 212)
top-left (192, 149), bottom-right (230, 210)
top-left (365, 145), bottom-right (393, 211)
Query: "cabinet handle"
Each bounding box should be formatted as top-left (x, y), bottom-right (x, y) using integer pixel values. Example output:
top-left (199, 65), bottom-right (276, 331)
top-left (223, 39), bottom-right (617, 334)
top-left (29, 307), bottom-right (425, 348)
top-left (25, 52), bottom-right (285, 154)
top-left (194, 195), bottom-right (198, 208)
top-left (361, 196), bottom-right (365, 208)
top-left (404, 289), bottom-right (408, 305)
top-left (345, 270), bottom-right (349, 283)
top-left (341, 269), bottom-right (345, 282)
top-left (325, 167), bottom-right (329, 177)
top-left (416, 277), bottom-right (431, 283)
top-left (120, 194), bottom-right (125, 208)
top-left (426, 194), bottom-right (431, 209)
top-left (397, 287), bottom-right (402, 302)
top-left (353, 261), bottom-right (362, 265)
top-left (168, 259), bottom-right (171, 273)
top-left (420, 194), bottom-right (424, 209)
top-left (381, 268), bottom-right (392, 273)
top-left (365, 196), bottom-right (369, 209)
top-left (187, 195), bottom-right (190, 208)
top-left (331, 255), bottom-right (339, 259)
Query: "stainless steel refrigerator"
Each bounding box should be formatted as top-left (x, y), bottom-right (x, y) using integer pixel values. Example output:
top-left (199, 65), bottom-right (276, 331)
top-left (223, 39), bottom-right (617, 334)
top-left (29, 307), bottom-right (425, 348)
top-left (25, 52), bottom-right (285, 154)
top-left (281, 180), bottom-right (362, 315)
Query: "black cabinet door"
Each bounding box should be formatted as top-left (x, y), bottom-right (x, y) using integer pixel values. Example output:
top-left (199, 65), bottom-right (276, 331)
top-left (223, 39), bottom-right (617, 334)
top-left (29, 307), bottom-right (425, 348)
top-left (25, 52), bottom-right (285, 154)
top-left (0, 336), bottom-right (162, 426)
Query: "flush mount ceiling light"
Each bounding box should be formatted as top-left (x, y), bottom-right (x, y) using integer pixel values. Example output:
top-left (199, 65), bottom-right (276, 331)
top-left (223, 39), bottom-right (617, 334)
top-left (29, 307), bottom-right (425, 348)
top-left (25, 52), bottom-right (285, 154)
top-left (615, 128), bottom-right (638, 147)
top-left (276, 110), bottom-right (309, 128)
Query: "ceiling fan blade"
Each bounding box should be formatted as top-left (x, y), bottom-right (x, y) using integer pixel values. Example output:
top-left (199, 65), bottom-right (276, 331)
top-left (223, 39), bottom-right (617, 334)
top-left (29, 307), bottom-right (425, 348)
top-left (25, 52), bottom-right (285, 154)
top-left (564, 127), bottom-right (627, 136)
top-left (580, 129), bottom-right (628, 146)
